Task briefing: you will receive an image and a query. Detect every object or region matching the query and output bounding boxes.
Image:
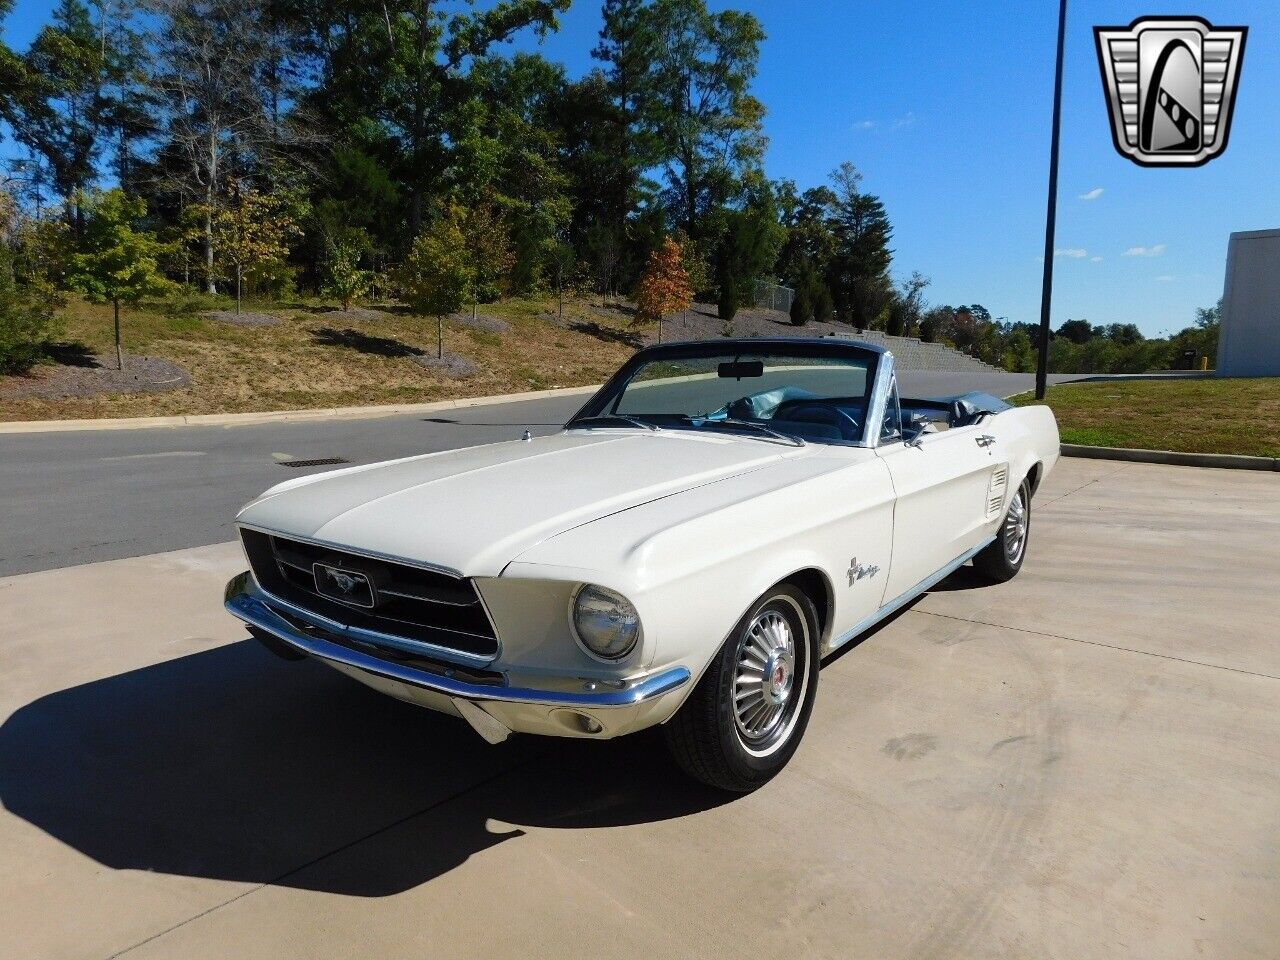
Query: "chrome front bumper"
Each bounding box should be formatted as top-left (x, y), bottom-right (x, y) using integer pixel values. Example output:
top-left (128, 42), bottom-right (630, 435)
top-left (224, 572), bottom-right (691, 742)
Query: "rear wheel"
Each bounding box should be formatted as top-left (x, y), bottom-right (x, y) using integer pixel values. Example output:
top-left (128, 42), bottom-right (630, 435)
top-left (663, 583), bottom-right (820, 792)
top-left (973, 476), bottom-right (1031, 583)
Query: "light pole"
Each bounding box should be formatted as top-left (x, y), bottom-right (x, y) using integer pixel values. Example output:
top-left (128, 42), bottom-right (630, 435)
top-left (1035, 0), bottom-right (1069, 401)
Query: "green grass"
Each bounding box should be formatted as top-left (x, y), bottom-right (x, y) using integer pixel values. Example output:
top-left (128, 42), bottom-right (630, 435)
top-left (1010, 377), bottom-right (1280, 457)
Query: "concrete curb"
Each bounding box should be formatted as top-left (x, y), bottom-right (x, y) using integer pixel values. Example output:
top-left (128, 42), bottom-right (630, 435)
top-left (1061, 443), bottom-right (1280, 472)
top-left (0, 384), bottom-right (601, 435)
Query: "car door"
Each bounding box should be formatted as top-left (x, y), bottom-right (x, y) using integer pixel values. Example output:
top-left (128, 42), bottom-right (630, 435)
top-left (875, 396), bottom-right (1008, 602)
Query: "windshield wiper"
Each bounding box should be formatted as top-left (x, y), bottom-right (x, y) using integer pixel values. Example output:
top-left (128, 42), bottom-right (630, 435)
top-left (680, 416), bottom-right (805, 447)
top-left (569, 414), bottom-right (659, 432)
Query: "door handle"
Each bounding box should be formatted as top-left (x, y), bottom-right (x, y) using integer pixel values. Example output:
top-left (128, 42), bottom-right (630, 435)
top-left (975, 434), bottom-right (996, 448)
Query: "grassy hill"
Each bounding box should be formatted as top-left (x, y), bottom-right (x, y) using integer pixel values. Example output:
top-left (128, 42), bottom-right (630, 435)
top-left (0, 294), bottom-right (644, 422)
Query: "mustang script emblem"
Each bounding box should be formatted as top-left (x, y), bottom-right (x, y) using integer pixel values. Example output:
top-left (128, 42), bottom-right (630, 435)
top-left (848, 558), bottom-right (880, 586)
top-left (313, 563), bottom-right (376, 608)
top-left (1094, 16), bottom-right (1246, 167)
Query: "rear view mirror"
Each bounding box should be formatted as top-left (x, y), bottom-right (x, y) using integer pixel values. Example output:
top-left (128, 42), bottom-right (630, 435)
top-left (718, 360), bottom-right (764, 379)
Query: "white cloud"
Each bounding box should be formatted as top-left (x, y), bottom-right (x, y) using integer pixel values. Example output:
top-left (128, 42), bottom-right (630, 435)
top-left (1090, 256), bottom-right (1104, 262)
top-left (854, 120), bottom-right (876, 130)
top-left (1054, 248), bottom-right (1088, 258)
top-left (1123, 244), bottom-right (1167, 257)
top-left (1155, 274), bottom-right (1176, 282)
top-left (1078, 187), bottom-right (1104, 201)
top-left (892, 111), bottom-right (918, 129)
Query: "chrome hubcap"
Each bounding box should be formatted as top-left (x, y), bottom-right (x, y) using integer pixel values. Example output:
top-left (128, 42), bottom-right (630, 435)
top-left (733, 610), bottom-right (796, 742)
top-left (1005, 490), bottom-right (1028, 564)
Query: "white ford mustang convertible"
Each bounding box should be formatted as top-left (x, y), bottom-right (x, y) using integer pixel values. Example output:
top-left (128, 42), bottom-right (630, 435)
top-left (226, 338), bottom-right (1058, 791)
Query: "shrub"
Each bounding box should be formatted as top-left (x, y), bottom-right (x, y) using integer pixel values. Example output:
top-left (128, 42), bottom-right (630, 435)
top-left (0, 273), bottom-right (59, 374)
top-left (718, 274), bottom-right (739, 323)
top-left (789, 284), bottom-right (812, 326)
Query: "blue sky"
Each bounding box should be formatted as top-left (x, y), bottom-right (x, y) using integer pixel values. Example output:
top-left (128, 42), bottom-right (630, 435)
top-left (5, 1), bottom-right (1274, 335)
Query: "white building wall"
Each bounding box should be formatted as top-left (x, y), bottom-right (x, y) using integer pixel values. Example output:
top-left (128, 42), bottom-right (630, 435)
top-left (1218, 229), bottom-right (1280, 377)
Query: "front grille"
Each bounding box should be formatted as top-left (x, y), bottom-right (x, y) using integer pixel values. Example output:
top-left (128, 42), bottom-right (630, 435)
top-left (240, 528), bottom-right (498, 660)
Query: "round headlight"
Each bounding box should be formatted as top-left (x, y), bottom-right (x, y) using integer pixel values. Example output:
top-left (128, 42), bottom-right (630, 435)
top-left (571, 584), bottom-right (641, 660)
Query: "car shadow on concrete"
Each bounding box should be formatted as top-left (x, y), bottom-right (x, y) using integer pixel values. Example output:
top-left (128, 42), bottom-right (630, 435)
top-left (0, 640), bottom-right (730, 897)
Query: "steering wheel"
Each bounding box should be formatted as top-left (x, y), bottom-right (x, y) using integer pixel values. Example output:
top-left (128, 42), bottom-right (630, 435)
top-left (772, 402), bottom-right (860, 441)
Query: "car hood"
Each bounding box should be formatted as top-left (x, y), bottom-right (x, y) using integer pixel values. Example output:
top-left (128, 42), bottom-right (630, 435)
top-left (237, 430), bottom-right (796, 576)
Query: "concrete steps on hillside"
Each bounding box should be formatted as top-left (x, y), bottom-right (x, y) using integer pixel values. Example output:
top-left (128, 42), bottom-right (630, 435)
top-left (828, 330), bottom-right (1000, 374)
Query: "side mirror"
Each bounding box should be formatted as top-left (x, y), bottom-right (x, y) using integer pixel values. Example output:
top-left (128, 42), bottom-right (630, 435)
top-left (905, 421), bottom-right (941, 449)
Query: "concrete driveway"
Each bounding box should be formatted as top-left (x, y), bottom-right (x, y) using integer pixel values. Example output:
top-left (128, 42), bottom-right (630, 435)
top-left (1, 459), bottom-right (1277, 959)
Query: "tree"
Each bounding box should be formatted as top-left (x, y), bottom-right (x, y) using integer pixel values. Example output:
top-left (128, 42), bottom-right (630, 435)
top-left (788, 281), bottom-right (811, 327)
top-left (826, 162), bottom-right (893, 327)
top-left (591, 0), bottom-right (661, 251)
top-left (65, 188), bottom-right (168, 370)
top-left (399, 211), bottom-right (473, 359)
top-left (13, 0), bottom-right (104, 231)
top-left (458, 199), bottom-right (514, 318)
top-left (548, 239), bottom-right (575, 319)
top-left (634, 235), bottom-right (692, 343)
top-left (718, 272), bottom-right (738, 324)
top-left (0, 191), bottom-right (61, 373)
top-left (145, 0), bottom-right (312, 292)
top-left (649, 0), bottom-right (766, 238)
top-left (1056, 318), bottom-right (1096, 345)
top-left (207, 182), bottom-right (300, 313)
top-left (321, 229), bottom-right (372, 311)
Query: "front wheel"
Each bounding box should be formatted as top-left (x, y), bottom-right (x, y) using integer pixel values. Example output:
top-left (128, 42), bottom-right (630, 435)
top-left (663, 583), bottom-right (820, 792)
top-left (973, 476), bottom-right (1031, 583)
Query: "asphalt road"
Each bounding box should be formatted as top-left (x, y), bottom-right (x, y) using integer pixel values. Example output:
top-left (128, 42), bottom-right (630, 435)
top-left (0, 371), bottom-right (1079, 576)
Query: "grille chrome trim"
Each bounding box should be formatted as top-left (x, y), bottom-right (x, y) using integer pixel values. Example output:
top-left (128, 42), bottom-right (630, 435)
top-left (255, 579), bottom-right (499, 668)
top-left (237, 523), bottom-right (501, 664)
top-left (239, 522), bottom-right (464, 578)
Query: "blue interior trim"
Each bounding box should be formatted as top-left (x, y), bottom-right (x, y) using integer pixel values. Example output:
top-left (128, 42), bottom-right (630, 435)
top-left (829, 535), bottom-right (998, 651)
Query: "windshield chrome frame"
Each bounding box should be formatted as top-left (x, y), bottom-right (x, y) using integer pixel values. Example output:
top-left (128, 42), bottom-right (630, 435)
top-left (565, 338), bottom-right (890, 449)
top-left (864, 351), bottom-right (899, 448)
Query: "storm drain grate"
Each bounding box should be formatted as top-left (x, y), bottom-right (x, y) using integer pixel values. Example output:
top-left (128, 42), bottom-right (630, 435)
top-left (277, 457), bottom-right (351, 469)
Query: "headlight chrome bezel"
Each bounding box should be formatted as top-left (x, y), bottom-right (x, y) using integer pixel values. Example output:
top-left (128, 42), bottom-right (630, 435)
top-left (569, 583), bottom-right (642, 662)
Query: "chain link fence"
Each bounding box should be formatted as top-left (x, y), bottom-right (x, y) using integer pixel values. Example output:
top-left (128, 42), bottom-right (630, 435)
top-left (753, 280), bottom-right (794, 313)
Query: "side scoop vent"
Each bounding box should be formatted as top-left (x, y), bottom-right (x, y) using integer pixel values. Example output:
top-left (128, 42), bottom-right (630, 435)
top-left (986, 465), bottom-right (1009, 519)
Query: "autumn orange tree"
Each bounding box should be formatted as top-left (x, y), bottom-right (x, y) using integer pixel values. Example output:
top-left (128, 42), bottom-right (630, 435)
top-left (634, 236), bottom-right (693, 343)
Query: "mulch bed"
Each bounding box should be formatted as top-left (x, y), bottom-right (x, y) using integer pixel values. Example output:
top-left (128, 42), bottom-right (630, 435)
top-left (202, 310), bottom-right (281, 327)
top-left (450, 311), bottom-right (510, 334)
top-left (409, 352), bottom-right (479, 379)
top-left (0, 354), bottom-right (191, 401)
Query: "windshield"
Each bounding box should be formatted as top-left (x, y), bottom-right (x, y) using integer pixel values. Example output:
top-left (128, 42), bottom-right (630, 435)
top-left (571, 345), bottom-right (880, 445)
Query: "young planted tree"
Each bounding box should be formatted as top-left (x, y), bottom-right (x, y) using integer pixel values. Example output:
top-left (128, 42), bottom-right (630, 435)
top-left (458, 200), bottom-right (514, 320)
top-left (208, 183), bottom-right (299, 314)
top-left (65, 188), bottom-right (168, 369)
top-left (321, 229), bottom-right (372, 311)
top-left (634, 236), bottom-right (692, 344)
top-left (548, 239), bottom-right (575, 319)
top-left (399, 213), bottom-right (474, 360)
